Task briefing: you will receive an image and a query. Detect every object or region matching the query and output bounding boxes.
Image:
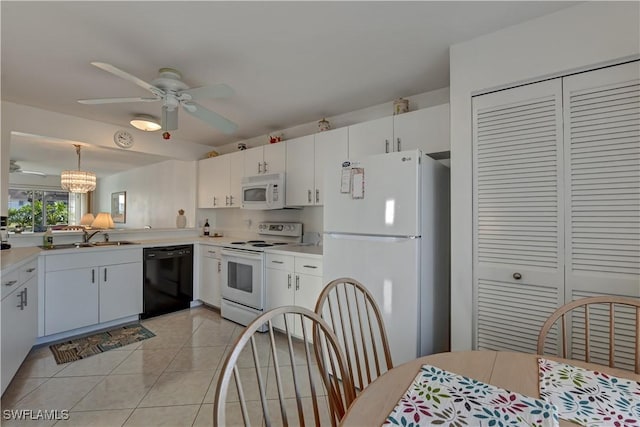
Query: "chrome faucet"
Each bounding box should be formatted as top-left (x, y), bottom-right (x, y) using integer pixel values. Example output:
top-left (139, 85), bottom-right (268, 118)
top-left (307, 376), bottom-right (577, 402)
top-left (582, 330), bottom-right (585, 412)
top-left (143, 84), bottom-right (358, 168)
top-left (83, 230), bottom-right (102, 243)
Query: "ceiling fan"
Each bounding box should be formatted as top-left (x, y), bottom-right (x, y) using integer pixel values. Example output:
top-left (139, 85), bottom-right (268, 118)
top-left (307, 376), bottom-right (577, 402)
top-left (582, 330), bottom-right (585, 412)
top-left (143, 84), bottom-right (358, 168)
top-left (78, 62), bottom-right (237, 135)
top-left (9, 160), bottom-right (46, 176)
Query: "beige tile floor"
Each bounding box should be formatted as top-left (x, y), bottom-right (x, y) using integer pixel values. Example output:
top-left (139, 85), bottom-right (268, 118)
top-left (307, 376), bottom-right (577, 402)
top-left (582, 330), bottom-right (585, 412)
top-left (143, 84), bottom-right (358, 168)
top-left (1, 306), bottom-right (332, 427)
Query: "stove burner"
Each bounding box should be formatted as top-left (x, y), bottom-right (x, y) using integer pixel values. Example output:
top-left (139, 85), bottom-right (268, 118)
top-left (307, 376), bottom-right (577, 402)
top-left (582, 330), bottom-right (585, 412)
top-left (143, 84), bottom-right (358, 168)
top-left (246, 240), bottom-right (266, 243)
top-left (230, 241), bottom-right (246, 245)
top-left (271, 242), bottom-right (288, 245)
top-left (252, 243), bottom-right (273, 247)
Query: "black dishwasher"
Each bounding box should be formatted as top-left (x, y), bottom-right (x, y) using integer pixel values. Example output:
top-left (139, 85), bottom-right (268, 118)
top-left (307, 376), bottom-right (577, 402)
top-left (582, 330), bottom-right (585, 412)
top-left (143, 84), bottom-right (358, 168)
top-left (142, 245), bottom-right (193, 319)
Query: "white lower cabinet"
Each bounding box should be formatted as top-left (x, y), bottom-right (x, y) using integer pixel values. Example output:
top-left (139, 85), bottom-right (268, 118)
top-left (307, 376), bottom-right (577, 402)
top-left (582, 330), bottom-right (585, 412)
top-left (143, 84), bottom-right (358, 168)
top-left (2, 259), bottom-right (38, 394)
top-left (200, 245), bottom-right (222, 308)
top-left (44, 249), bottom-right (142, 336)
top-left (265, 252), bottom-right (323, 339)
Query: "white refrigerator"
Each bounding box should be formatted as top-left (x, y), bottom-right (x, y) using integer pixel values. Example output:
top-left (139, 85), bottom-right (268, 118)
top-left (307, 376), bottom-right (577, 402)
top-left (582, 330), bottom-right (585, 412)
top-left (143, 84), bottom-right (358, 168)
top-left (323, 149), bottom-right (450, 365)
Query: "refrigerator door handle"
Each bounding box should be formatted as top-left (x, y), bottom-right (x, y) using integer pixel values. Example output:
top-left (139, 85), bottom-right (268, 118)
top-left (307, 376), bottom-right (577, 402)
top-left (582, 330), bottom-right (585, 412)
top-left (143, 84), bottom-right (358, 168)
top-left (325, 232), bottom-right (419, 243)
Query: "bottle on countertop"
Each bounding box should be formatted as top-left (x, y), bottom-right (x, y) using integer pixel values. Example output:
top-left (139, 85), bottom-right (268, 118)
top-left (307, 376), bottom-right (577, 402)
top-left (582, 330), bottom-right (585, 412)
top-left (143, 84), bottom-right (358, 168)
top-left (203, 219), bottom-right (210, 236)
top-left (43, 226), bottom-right (54, 248)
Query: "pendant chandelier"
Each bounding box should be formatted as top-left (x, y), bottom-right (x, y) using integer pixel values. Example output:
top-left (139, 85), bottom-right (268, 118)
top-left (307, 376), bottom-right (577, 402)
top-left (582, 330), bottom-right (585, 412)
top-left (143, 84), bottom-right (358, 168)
top-left (60, 145), bottom-right (96, 193)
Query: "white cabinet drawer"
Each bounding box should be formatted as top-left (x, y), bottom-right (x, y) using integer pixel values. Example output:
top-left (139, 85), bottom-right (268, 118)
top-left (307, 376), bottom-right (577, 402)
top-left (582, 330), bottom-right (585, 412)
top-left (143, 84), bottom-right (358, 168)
top-left (266, 253), bottom-right (294, 271)
top-left (45, 248), bottom-right (142, 272)
top-left (1, 269), bottom-right (20, 300)
top-left (295, 257), bottom-right (323, 277)
top-left (202, 246), bottom-right (221, 259)
top-left (19, 260), bottom-right (37, 284)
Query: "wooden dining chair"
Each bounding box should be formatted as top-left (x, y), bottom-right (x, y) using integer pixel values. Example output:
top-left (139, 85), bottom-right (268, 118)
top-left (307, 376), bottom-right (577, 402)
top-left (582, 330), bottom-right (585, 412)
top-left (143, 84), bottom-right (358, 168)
top-left (537, 295), bottom-right (640, 374)
top-left (314, 277), bottom-right (393, 393)
top-left (213, 306), bottom-right (356, 427)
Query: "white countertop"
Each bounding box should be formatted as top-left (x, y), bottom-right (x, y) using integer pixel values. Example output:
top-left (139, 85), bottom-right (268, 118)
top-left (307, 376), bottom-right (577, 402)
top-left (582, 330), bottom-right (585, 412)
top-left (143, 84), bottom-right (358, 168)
top-left (264, 244), bottom-right (323, 258)
top-left (1, 235), bottom-right (323, 273)
top-left (1, 247), bottom-right (42, 271)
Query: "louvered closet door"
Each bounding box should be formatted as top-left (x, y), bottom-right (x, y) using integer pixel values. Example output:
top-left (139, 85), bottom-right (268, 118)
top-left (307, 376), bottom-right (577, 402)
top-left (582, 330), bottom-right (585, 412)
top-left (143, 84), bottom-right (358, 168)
top-left (472, 79), bottom-right (564, 353)
top-left (562, 62), bottom-right (640, 370)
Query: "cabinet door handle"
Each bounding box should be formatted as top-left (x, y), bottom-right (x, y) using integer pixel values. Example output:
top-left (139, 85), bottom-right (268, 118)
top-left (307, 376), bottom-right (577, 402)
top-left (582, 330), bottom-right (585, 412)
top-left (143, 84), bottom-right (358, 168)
top-left (258, 162), bottom-right (262, 173)
top-left (23, 287), bottom-right (27, 307)
top-left (104, 268), bottom-right (108, 282)
top-left (229, 195), bottom-right (234, 206)
top-left (396, 137), bottom-right (401, 152)
top-left (26, 268), bottom-right (36, 273)
top-left (287, 273), bottom-right (292, 289)
top-left (208, 250), bottom-right (217, 255)
top-left (213, 196), bottom-right (217, 207)
top-left (3, 280), bottom-right (17, 287)
top-left (91, 269), bottom-right (95, 284)
top-left (295, 275), bottom-right (300, 291)
top-left (16, 290), bottom-right (25, 310)
top-left (315, 189), bottom-right (319, 204)
top-left (308, 190), bottom-right (312, 203)
top-left (217, 261), bottom-right (221, 273)
top-left (225, 196), bottom-right (229, 206)
top-left (271, 260), bottom-right (284, 264)
top-left (385, 139), bottom-right (390, 153)
top-left (302, 265), bottom-right (317, 269)
top-left (263, 161), bottom-right (268, 173)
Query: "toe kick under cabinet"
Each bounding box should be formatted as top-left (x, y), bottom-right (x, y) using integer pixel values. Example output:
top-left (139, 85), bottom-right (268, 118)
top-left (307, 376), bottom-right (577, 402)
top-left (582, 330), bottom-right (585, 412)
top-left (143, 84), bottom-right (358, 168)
top-left (43, 248), bottom-right (143, 336)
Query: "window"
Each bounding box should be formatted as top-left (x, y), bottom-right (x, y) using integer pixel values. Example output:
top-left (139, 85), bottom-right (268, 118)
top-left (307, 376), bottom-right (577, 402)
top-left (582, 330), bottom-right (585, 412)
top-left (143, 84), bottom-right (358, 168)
top-left (7, 188), bottom-right (72, 232)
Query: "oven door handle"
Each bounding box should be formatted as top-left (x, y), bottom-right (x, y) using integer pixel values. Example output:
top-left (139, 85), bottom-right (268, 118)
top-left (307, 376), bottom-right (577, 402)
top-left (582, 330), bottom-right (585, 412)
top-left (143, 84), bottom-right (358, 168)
top-left (221, 248), bottom-right (263, 260)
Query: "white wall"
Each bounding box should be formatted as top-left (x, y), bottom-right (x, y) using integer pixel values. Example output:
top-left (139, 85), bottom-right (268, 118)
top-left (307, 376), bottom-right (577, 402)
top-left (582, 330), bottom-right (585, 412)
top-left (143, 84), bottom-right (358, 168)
top-left (198, 206), bottom-right (323, 241)
top-left (0, 101), bottom-right (215, 216)
top-left (96, 159), bottom-right (197, 229)
top-left (449, 2), bottom-right (640, 350)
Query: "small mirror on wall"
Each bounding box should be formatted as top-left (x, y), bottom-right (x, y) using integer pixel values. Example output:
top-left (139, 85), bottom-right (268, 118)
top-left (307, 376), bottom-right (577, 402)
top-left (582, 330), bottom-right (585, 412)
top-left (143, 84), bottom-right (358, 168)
top-left (111, 191), bottom-right (126, 223)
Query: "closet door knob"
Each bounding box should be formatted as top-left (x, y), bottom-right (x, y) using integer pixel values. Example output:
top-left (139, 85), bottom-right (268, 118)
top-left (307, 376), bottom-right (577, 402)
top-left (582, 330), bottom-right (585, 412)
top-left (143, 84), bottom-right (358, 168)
top-left (513, 272), bottom-right (522, 280)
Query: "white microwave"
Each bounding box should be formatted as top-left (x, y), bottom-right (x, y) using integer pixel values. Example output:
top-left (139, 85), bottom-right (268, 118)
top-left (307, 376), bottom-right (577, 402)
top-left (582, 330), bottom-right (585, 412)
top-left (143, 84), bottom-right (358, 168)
top-left (241, 172), bottom-right (285, 210)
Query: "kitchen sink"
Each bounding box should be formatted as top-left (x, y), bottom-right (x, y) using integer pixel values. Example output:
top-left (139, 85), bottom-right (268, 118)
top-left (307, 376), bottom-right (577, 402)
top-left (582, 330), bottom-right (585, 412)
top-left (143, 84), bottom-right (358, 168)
top-left (92, 241), bottom-right (138, 246)
top-left (39, 241), bottom-right (138, 250)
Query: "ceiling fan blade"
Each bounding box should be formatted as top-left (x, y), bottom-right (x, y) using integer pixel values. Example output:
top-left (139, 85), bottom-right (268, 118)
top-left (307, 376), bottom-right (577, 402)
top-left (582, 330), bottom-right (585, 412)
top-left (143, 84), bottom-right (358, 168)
top-left (182, 102), bottom-right (237, 135)
top-left (78, 97), bottom-right (159, 105)
top-left (181, 83), bottom-right (234, 100)
top-left (91, 62), bottom-right (164, 97)
top-left (162, 106), bottom-right (178, 131)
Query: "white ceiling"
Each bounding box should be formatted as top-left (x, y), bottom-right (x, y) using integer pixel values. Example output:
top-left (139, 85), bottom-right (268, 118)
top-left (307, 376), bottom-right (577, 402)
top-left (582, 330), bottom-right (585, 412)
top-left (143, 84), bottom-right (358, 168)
top-left (2, 1), bottom-right (576, 176)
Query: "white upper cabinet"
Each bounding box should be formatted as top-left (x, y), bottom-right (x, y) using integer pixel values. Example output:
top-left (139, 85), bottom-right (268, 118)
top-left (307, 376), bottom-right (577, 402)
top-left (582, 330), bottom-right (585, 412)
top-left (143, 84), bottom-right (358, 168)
top-left (285, 135), bottom-right (315, 206)
top-left (393, 104), bottom-right (450, 154)
top-left (228, 151), bottom-right (244, 208)
top-left (285, 129), bottom-right (348, 207)
top-left (244, 143), bottom-right (286, 176)
top-left (198, 151), bottom-right (244, 208)
top-left (314, 127), bottom-right (348, 205)
top-left (348, 116), bottom-right (394, 159)
top-left (347, 105), bottom-right (450, 159)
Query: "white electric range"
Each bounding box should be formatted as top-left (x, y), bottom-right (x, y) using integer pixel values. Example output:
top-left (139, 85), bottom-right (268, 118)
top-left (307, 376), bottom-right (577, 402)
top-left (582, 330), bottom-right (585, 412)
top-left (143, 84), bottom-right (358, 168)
top-left (220, 222), bottom-right (302, 328)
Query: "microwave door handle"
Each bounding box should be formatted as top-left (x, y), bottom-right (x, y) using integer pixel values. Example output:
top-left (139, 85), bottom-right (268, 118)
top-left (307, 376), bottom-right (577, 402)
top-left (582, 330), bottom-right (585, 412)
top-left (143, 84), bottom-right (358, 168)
top-left (266, 184), bottom-right (273, 206)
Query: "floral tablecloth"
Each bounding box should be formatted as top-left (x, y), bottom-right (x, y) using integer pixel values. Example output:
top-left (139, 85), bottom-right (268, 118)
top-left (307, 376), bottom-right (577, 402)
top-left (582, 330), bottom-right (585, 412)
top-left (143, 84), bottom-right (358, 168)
top-left (538, 358), bottom-right (640, 427)
top-left (384, 364), bottom-right (559, 427)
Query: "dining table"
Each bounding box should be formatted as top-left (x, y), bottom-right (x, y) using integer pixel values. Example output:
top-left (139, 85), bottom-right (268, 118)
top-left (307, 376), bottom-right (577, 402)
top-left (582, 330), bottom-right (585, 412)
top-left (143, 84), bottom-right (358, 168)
top-left (340, 350), bottom-right (640, 426)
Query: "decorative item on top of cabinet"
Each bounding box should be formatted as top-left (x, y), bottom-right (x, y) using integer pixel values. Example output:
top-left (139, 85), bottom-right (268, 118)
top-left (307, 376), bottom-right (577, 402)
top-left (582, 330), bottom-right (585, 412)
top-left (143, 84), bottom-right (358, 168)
top-left (176, 209), bottom-right (186, 228)
top-left (393, 98), bottom-right (409, 115)
top-left (269, 134), bottom-right (282, 143)
top-left (318, 118), bottom-right (331, 132)
top-left (237, 142), bottom-right (247, 151)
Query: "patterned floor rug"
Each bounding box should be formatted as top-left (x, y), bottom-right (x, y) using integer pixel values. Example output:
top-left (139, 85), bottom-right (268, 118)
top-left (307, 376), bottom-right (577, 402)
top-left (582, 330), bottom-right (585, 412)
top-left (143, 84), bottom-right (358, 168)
top-left (49, 324), bottom-right (155, 364)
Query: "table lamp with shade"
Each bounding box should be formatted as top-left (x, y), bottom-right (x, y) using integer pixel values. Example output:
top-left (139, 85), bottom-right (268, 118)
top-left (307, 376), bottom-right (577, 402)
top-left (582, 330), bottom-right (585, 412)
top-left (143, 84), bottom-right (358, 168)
top-left (80, 213), bottom-right (95, 228)
top-left (91, 212), bottom-right (115, 229)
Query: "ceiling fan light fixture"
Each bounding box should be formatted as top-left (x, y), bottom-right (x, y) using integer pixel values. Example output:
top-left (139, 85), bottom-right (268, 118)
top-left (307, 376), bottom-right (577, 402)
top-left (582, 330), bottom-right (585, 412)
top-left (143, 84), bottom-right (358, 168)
top-left (130, 114), bottom-right (161, 131)
top-left (60, 145), bottom-right (96, 193)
